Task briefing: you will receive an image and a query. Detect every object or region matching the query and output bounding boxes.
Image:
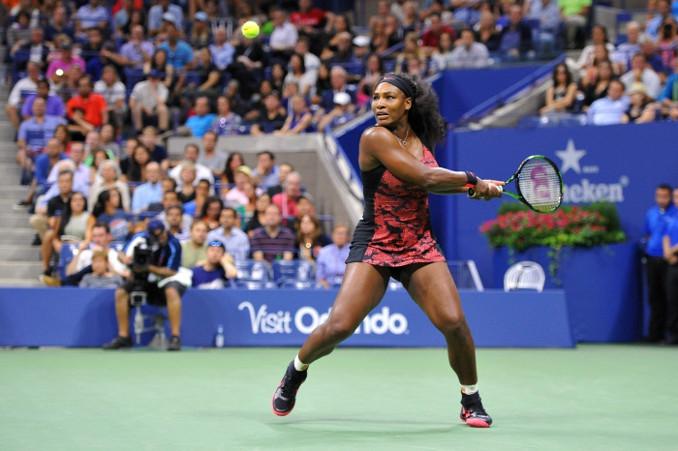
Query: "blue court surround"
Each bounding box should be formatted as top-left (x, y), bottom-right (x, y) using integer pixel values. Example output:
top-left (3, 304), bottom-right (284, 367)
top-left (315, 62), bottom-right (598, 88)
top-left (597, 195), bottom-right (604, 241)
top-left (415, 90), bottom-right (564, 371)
top-left (0, 288), bottom-right (574, 348)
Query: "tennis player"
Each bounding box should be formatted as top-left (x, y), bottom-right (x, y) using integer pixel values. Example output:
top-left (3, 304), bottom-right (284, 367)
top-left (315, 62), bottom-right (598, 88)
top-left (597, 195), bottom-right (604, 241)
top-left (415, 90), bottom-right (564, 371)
top-left (272, 73), bottom-right (503, 428)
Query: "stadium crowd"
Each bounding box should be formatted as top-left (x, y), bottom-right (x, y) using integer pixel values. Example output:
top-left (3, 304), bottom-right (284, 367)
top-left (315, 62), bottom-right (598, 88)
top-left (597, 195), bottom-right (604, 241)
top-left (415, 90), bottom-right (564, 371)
top-left (2, 0), bottom-right (678, 291)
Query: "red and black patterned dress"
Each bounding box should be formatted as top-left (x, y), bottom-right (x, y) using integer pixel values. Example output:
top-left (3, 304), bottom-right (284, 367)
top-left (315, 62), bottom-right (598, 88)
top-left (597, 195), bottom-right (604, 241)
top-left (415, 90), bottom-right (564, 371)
top-left (346, 146), bottom-right (446, 274)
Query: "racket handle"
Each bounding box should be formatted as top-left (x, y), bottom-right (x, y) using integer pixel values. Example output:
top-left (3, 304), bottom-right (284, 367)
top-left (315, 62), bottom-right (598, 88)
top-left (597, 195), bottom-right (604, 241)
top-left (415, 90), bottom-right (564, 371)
top-left (467, 184), bottom-right (503, 198)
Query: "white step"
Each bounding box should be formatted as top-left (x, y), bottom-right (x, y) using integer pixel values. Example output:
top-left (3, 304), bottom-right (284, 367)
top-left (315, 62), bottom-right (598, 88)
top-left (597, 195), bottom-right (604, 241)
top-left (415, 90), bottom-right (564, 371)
top-left (0, 278), bottom-right (43, 287)
top-left (0, 261), bottom-right (42, 279)
top-left (0, 245), bottom-right (40, 261)
top-left (0, 228), bottom-right (35, 243)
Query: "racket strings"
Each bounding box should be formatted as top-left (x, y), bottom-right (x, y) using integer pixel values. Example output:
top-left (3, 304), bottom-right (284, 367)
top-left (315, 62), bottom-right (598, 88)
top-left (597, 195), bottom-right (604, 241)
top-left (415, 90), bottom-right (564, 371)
top-left (517, 159), bottom-right (562, 213)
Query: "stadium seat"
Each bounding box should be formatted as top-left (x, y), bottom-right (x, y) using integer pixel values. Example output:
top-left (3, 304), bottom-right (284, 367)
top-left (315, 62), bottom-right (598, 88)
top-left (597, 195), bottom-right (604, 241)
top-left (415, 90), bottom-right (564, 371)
top-left (234, 260), bottom-right (276, 289)
top-left (503, 261), bottom-right (546, 292)
top-left (272, 260), bottom-right (315, 289)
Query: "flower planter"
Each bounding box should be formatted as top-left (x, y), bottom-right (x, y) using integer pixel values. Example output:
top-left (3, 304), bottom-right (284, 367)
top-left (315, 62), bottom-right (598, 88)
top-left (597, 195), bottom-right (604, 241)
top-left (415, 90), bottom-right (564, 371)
top-left (493, 243), bottom-right (642, 342)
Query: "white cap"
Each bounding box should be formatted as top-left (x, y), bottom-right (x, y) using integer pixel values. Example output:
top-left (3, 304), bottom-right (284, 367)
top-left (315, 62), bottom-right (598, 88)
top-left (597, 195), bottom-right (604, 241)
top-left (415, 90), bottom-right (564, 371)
top-left (352, 35), bottom-right (370, 47)
top-left (333, 92), bottom-right (351, 105)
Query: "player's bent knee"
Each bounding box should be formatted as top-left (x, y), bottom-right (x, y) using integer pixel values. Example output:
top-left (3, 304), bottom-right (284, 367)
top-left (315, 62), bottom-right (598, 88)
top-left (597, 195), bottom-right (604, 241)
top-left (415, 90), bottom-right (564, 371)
top-left (435, 312), bottom-right (466, 335)
top-left (324, 317), bottom-right (358, 342)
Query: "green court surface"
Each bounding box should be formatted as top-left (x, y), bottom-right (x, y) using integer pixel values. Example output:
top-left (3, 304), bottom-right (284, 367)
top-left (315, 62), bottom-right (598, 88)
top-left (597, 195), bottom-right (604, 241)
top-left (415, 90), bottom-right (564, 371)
top-left (1, 345), bottom-right (676, 451)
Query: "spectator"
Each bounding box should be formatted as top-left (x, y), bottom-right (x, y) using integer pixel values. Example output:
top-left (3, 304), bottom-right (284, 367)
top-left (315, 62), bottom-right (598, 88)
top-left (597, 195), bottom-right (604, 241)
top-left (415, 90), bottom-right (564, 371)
top-left (448, 29), bottom-right (490, 68)
top-left (323, 31), bottom-right (355, 65)
top-left (318, 91), bottom-right (355, 130)
top-left (89, 188), bottom-right (131, 243)
top-left (620, 54), bottom-right (661, 100)
top-left (647, 0), bottom-right (673, 40)
top-left (400, 1), bottom-right (421, 35)
top-left (252, 151), bottom-right (279, 192)
top-left (245, 193), bottom-right (272, 237)
top-left (272, 171), bottom-right (303, 220)
top-left (321, 66), bottom-right (356, 112)
top-left (267, 162), bottom-right (295, 197)
top-left (656, 18), bottom-right (677, 74)
top-left (193, 131), bottom-right (224, 177)
top-left (284, 52), bottom-right (314, 96)
top-left (184, 96), bottom-right (216, 138)
top-left (148, 0), bottom-right (183, 35)
top-left (473, 11), bottom-right (501, 53)
top-left (129, 70), bottom-right (169, 132)
top-left (587, 79), bottom-right (629, 125)
top-left (124, 143), bottom-right (152, 183)
top-left (33, 138), bottom-right (65, 191)
top-left (250, 204), bottom-right (296, 263)
top-left (189, 12), bottom-right (212, 49)
top-left (20, 79), bottom-right (65, 121)
top-left (421, 13), bottom-right (455, 50)
top-left (66, 75), bottom-right (107, 139)
top-left (191, 240), bottom-right (236, 289)
top-left (615, 22), bottom-right (642, 70)
top-left (224, 165), bottom-right (253, 210)
top-left (183, 179), bottom-right (211, 217)
top-left (46, 142), bottom-right (90, 197)
top-left (7, 11), bottom-right (32, 54)
top-left (209, 27), bottom-right (235, 71)
top-left (296, 214), bottom-right (330, 262)
top-left (159, 15), bottom-right (193, 70)
top-left (269, 7), bottom-right (298, 59)
top-left (75, 0), bottom-right (109, 34)
top-left (560, 0), bottom-right (591, 49)
top-left (199, 196), bottom-right (224, 231)
top-left (211, 96), bottom-right (242, 137)
top-left (132, 161), bottom-right (163, 213)
top-left (101, 124), bottom-right (121, 159)
top-left (11, 27), bottom-right (49, 72)
top-left (153, 191), bottom-right (193, 232)
top-left (170, 145), bottom-right (215, 188)
top-left (183, 48), bottom-right (221, 102)
top-left (222, 151), bottom-right (245, 186)
top-left (316, 224), bottom-right (351, 288)
top-left (622, 83), bottom-right (656, 124)
top-left (79, 250), bottom-right (124, 288)
top-left (53, 124), bottom-right (72, 155)
top-left (166, 205), bottom-right (189, 241)
top-left (290, 0), bottom-right (327, 33)
top-left (46, 41), bottom-right (86, 85)
top-left (144, 49), bottom-right (175, 90)
top-left (182, 220), bottom-right (209, 268)
top-left (45, 5), bottom-right (75, 42)
top-left (498, 5), bottom-right (533, 59)
top-left (44, 192), bottom-right (90, 276)
top-left (58, 222), bottom-right (128, 287)
top-left (16, 97), bottom-right (66, 177)
top-left (6, 61), bottom-right (40, 129)
top-left (580, 60), bottom-right (615, 108)
top-left (177, 163), bottom-right (197, 204)
top-left (540, 63), bottom-right (578, 115)
top-left (659, 55), bottom-right (678, 117)
top-left (120, 25), bottom-right (154, 69)
top-left (94, 66), bottom-right (127, 133)
top-left (527, 0), bottom-right (562, 44)
top-left (294, 36), bottom-right (320, 87)
top-left (250, 93), bottom-right (288, 135)
top-left (207, 207), bottom-right (251, 264)
top-left (430, 31), bottom-right (455, 72)
top-left (30, 169), bottom-right (74, 247)
top-left (576, 25), bottom-right (616, 70)
top-left (229, 31), bottom-right (266, 99)
top-left (138, 126), bottom-right (169, 167)
top-left (277, 95), bottom-right (314, 135)
top-left (104, 220), bottom-right (184, 351)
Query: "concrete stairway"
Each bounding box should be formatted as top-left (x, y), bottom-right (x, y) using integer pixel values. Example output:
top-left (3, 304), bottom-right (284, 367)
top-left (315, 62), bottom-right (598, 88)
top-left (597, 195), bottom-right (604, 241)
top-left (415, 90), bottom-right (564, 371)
top-left (0, 93), bottom-right (42, 286)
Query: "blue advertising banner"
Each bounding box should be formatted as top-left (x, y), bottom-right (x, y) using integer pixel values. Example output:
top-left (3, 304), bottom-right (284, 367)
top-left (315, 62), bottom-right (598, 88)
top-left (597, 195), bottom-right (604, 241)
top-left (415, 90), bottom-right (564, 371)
top-left (432, 122), bottom-right (678, 285)
top-left (0, 288), bottom-right (574, 348)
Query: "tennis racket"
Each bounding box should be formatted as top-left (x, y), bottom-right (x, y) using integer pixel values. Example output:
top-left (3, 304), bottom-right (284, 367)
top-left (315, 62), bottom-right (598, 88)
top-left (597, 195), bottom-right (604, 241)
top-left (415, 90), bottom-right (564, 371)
top-left (468, 155), bottom-right (563, 213)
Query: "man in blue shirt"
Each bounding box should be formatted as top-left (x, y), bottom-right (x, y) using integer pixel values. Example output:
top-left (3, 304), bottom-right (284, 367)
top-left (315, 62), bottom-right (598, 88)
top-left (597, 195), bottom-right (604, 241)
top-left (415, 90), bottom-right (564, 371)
top-left (17, 97), bottom-right (66, 175)
top-left (131, 162), bottom-right (163, 213)
top-left (75, 0), bottom-right (110, 33)
top-left (148, 1), bottom-right (184, 35)
top-left (587, 80), bottom-right (629, 125)
top-left (207, 207), bottom-right (251, 264)
top-left (184, 96), bottom-right (216, 137)
top-left (21, 80), bottom-right (65, 119)
top-left (33, 138), bottom-right (65, 188)
top-left (191, 241), bottom-right (237, 289)
top-left (316, 225), bottom-right (351, 288)
top-left (159, 16), bottom-right (193, 70)
top-left (663, 187), bottom-right (678, 344)
top-left (104, 220), bottom-right (185, 351)
top-left (644, 183), bottom-right (676, 342)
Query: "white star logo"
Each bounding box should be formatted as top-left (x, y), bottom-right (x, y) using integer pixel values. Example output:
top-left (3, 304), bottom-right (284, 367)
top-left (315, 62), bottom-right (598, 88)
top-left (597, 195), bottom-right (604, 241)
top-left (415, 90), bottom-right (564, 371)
top-left (555, 139), bottom-right (586, 174)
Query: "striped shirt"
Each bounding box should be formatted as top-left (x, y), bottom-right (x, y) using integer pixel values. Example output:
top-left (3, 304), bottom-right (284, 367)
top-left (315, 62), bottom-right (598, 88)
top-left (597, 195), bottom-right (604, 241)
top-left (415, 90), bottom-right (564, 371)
top-left (250, 226), bottom-right (295, 263)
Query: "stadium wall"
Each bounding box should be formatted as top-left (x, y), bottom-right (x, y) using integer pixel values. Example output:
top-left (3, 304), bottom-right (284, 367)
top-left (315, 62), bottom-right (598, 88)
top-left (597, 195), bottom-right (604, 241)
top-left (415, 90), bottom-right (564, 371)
top-left (0, 288), bottom-right (574, 348)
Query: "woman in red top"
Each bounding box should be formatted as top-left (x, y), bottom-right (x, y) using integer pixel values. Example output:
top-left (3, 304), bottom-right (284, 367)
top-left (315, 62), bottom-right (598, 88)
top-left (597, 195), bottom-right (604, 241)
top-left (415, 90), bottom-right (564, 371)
top-left (272, 74), bottom-right (502, 427)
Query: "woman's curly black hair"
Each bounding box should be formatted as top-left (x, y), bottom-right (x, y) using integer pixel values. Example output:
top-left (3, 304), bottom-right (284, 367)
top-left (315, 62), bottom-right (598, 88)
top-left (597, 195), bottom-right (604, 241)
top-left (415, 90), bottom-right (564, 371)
top-left (378, 73), bottom-right (447, 151)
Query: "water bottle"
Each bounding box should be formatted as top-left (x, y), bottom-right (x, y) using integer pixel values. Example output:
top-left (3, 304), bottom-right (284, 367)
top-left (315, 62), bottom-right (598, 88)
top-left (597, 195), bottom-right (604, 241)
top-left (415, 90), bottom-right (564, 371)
top-left (215, 325), bottom-right (225, 348)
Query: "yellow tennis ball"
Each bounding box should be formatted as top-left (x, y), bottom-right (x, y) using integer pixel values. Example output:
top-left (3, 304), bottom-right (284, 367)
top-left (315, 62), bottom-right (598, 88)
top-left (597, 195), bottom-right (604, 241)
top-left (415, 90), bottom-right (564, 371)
top-left (241, 21), bottom-right (260, 39)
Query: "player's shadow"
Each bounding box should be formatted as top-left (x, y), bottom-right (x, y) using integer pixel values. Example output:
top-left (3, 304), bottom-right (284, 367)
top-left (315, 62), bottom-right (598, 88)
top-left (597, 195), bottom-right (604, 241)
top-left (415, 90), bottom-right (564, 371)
top-left (269, 417), bottom-right (459, 435)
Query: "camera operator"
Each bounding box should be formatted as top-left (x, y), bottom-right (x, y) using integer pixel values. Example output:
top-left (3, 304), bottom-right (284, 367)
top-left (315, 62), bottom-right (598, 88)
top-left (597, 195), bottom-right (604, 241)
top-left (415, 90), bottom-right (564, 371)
top-left (103, 220), bottom-right (185, 351)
